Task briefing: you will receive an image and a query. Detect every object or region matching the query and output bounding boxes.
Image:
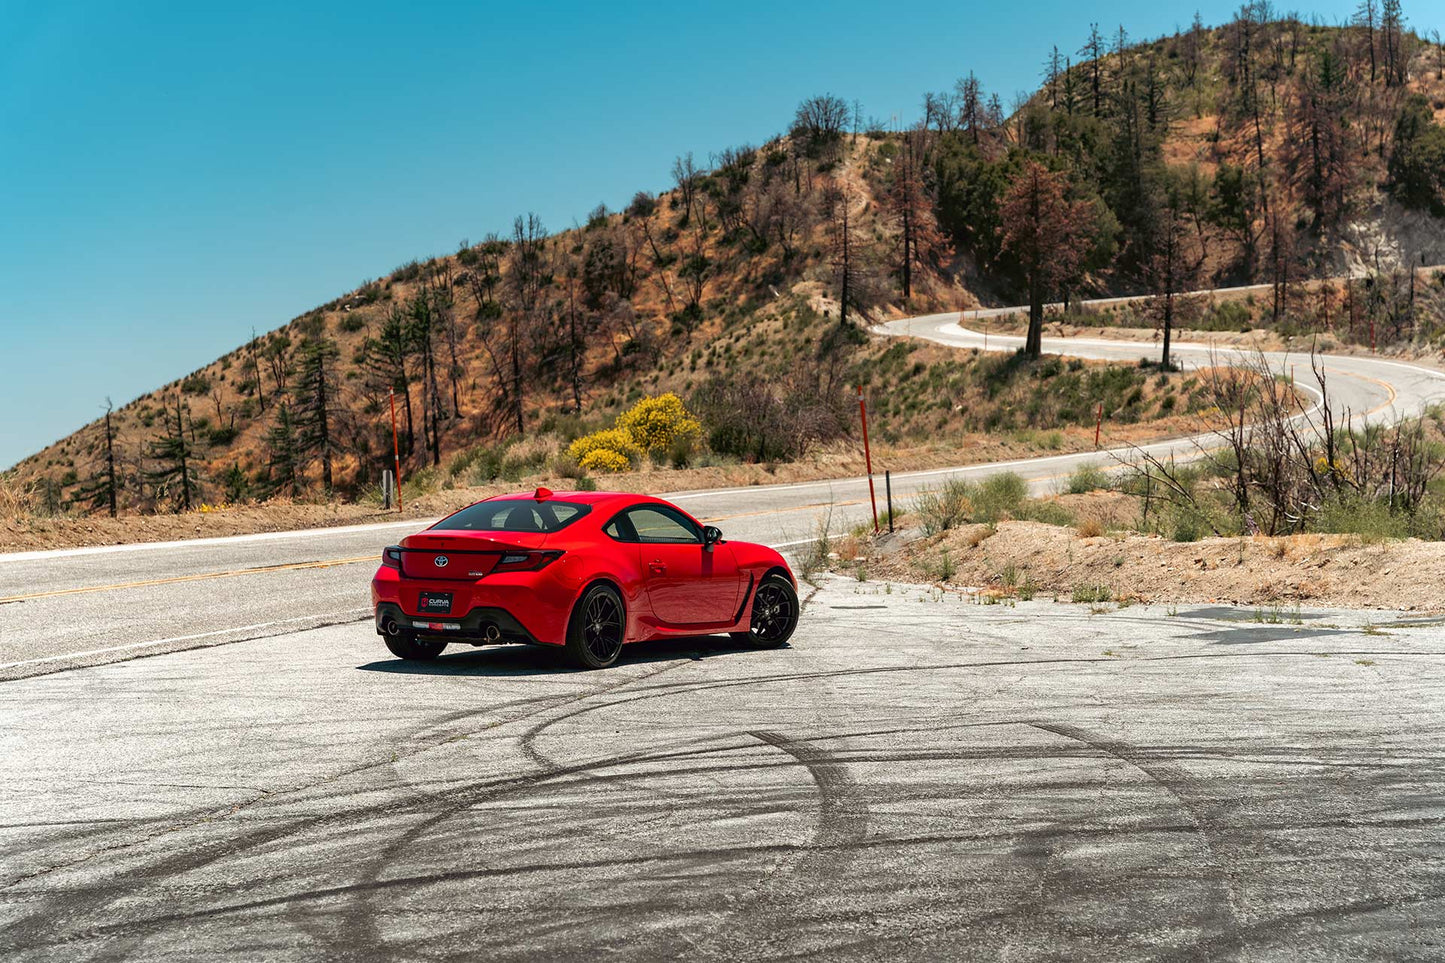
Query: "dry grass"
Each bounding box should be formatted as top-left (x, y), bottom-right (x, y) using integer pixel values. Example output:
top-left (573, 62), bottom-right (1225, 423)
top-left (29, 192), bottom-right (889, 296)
top-left (963, 524), bottom-right (995, 548)
top-left (0, 475), bottom-right (35, 521)
top-left (1075, 517), bottom-right (1106, 538)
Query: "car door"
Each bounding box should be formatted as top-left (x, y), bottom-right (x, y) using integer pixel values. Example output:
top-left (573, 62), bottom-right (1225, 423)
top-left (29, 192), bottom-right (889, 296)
top-left (623, 505), bottom-right (741, 625)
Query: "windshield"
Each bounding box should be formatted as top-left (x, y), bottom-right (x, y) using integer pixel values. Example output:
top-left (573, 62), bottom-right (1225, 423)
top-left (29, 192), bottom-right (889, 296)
top-left (431, 500), bottom-right (591, 534)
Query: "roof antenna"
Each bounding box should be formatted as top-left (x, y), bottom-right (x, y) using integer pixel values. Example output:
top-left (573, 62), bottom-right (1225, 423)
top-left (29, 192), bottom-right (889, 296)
top-left (533, 486), bottom-right (553, 501)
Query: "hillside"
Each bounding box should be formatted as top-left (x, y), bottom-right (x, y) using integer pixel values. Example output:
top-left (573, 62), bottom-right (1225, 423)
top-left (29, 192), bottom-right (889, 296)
top-left (8, 9), bottom-right (1445, 520)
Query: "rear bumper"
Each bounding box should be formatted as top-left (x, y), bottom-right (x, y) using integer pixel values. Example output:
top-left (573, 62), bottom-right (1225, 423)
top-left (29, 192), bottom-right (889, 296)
top-left (374, 602), bottom-right (546, 646)
top-left (371, 563), bottom-right (573, 645)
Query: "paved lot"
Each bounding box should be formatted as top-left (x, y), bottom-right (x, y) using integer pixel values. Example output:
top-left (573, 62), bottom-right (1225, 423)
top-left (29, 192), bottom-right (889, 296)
top-left (4, 578), bottom-right (1444, 960)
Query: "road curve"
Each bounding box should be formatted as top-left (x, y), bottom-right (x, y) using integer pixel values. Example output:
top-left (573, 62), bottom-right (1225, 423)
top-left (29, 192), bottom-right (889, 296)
top-left (878, 310), bottom-right (1445, 435)
top-left (5, 308), bottom-right (1445, 678)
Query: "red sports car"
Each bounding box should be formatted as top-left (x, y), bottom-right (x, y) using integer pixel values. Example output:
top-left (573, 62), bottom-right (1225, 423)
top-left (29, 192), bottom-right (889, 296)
top-left (371, 488), bottom-right (799, 668)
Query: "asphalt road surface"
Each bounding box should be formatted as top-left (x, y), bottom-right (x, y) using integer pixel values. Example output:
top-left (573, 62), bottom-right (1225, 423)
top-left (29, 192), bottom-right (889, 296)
top-left (4, 580), bottom-right (1444, 961)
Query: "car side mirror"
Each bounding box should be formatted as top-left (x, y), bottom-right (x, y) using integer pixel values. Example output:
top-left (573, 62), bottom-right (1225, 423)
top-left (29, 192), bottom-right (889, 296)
top-left (702, 525), bottom-right (723, 551)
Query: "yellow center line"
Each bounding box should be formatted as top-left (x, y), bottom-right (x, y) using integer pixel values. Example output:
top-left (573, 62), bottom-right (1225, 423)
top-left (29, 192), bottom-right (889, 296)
top-left (0, 555), bottom-right (378, 604)
top-left (699, 499), bottom-right (868, 524)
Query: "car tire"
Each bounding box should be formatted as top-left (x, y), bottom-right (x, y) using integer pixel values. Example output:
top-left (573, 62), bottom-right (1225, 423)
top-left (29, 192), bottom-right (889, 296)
top-left (731, 574), bottom-right (799, 648)
top-left (385, 632), bottom-right (447, 661)
top-left (566, 583), bottom-right (626, 669)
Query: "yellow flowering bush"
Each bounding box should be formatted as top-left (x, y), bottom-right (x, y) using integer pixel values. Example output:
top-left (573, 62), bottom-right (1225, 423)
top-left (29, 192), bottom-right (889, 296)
top-left (567, 428), bottom-right (640, 473)
top-left (617, 393), bottom-right (702, 458)
top-left (578, 448), bottom-right (631, 474)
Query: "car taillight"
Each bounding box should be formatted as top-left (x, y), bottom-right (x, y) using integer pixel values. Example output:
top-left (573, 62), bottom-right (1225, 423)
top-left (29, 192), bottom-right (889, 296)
top-left (381, 546), bottom-right (403, 570)
top-left (491, 550), bottom-right (563, 573)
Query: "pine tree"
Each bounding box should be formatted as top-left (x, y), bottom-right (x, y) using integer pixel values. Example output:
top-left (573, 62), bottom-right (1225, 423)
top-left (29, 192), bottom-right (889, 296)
top-left (1044, 46), bottom-right (1064, 111)
top-left (955, 72), bottom-right (983, 144)
top-left (828, 182), bottom-right (869, 328)
top-left (1000, 162), bottom-right (1096, 358)
top-left (247, 328), bottom-right (267, 413)
top-left (1355, 0), bottom-right (1379, 82)
top-left (886, 127), bottom-right (948, 301)
top-left (1148, 186), bottom-right (1198, 369)
top-left (75, 400), bottom-right (119, 517)
top-left (362, 305), bottom-right (415, 457)
top-left (145, 396), bottom-right (200, 512)
top-left (292, 337), bottom-right (342, 492)
top-left (264, 403), bottom-right (299, 496)
top-left (218, 461), bottom-right (249, 503)
top-left (1381, 0), bottom-right (1405, 87)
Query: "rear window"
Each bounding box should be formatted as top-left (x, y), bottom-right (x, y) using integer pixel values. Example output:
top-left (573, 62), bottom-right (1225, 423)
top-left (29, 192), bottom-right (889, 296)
top-left (432, 500), bottom-right (591, 534)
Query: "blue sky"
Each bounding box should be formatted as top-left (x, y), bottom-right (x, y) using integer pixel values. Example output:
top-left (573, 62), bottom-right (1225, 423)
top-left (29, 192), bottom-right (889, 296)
top-left (1, 0), bottom-right (1431, 468)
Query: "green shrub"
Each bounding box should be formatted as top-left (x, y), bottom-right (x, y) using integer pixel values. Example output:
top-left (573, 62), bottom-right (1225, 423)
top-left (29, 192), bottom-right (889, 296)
top-left (1165, 501), bottom-right (1217, 542)
top-left (970, 473), bottom-right (1028, 523)
top-left (914, 478), bottom-right (973, 535)
top-left (1072, 583), bottom-right (1112, 603)
top-left (461, 443), bottom-right (515, 484)
top-left (1065, 463), bottom-right (1109, 494)
top-left (1017, 500), bottom-right (1076, 526)
top-left (1315, 494), bottom-right (1409, 542)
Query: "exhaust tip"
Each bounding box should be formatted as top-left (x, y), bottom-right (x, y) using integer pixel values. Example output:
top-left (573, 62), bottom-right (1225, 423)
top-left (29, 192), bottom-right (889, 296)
top-left (483, 624), bottom-right (501, 643)
top-left (383, 618), bottom-right (401, 637)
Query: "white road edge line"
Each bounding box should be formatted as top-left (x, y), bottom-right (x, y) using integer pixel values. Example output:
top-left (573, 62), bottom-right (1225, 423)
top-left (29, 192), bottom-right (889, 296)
top-left (0, 518), bottom-right (439, 563)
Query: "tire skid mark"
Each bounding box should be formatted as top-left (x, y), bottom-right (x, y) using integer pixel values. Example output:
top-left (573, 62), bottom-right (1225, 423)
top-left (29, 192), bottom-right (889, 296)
top-left (749, 730), bottom-right (870, 850)
top-left (1029, 721), bottom-right (1240, 934)
top-left (16, 807), bottom-right (1436, 948)
top-left (10, 638), bottom-right (1431, 905)
top-left (336, 656), bottom-right (695, 955)
top-left (599, 646), bottom-right (1445, 701)
top-left (1145, 887), bottom-right (1445, 963)
top-left (10, 628), bottom-right (822, 955)
top-left (0, 693), bottom-right (565, 893)
top-left (0, 662), bottom-right (687, 957)
top-left (10, 575), bottom-right (1430, 958)
top-left (17, 773), bottom-right (1445, 956)
top-left (672, 730), bottom-right (872, 959)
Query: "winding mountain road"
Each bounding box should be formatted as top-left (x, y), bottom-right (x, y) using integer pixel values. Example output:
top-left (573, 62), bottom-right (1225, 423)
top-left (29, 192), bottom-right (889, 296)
top-left (6, 297), bottom-right (1445, 961)
top-left (4, 300), bottom-right (1445, 679)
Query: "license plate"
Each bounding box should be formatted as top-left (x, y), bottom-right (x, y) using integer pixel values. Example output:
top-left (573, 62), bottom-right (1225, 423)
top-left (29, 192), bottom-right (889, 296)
top-left (418, 592), bottom-right (453, 614)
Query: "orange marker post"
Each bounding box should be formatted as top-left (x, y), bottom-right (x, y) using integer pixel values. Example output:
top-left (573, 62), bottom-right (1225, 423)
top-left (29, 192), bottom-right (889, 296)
top-left (1094, 401), bottom-right (1103, 449)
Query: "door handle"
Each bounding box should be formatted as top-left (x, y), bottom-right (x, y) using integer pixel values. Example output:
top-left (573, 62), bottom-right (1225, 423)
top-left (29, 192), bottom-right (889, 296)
top-left (649, 560), bottom-right (666, 574)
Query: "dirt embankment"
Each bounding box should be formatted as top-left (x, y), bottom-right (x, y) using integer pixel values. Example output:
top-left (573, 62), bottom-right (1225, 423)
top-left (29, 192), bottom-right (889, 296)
top-left (848, 510), bottom-right (1445, 612)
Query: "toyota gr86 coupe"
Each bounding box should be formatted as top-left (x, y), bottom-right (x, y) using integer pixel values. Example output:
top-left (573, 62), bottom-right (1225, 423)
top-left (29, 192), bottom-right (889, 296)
top-left (371, 488), bottom-right (799, 668)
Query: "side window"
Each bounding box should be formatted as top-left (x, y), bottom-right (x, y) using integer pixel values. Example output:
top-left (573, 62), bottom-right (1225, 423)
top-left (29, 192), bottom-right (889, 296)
top-left (603, 512), bottom-right (638, 542)
top-left (625, 506), bottom-right (701, 544)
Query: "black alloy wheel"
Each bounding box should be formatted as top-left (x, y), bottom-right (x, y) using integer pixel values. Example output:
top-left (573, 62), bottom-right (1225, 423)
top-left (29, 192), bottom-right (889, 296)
top-left (567, 584), bottom-right (626, 669)
top-left (734, 574), bottom-right (799, 648)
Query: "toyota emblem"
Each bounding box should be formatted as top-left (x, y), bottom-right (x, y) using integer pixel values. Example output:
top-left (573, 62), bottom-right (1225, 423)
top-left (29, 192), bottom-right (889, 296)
top-left (434, 555), bottom-right (449, 568)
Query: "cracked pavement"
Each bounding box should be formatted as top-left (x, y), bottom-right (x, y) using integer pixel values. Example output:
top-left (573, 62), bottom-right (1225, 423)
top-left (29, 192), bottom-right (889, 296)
top-left (4, 577), bottom-right (1444, 960)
